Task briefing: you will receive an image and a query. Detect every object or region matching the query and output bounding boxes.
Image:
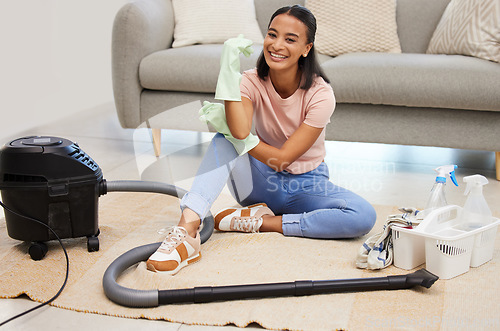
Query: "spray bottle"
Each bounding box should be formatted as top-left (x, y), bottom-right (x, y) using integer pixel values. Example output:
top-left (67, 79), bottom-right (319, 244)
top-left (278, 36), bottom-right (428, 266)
top-left (459, 174), bottom-right (492, 231)
top-left (423, 165), bottom-right (458, 219)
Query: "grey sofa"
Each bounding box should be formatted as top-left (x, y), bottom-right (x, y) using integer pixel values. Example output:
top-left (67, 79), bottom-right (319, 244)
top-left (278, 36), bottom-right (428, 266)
top-left (112, 0), bottom-right (500, 179)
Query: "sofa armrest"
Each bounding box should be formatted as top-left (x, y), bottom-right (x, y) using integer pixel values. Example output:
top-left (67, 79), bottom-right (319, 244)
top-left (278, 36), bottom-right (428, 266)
top-left (112, 0), bottom-right (174, 128)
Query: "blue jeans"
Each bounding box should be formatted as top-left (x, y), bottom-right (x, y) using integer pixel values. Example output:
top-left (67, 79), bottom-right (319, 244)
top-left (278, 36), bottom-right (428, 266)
top-left (180, 133), bottom-right (376, 239)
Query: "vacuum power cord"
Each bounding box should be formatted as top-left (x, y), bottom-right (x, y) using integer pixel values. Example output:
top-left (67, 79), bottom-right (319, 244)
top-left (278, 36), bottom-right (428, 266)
top-left (0, 201), bottom-right (69, 327)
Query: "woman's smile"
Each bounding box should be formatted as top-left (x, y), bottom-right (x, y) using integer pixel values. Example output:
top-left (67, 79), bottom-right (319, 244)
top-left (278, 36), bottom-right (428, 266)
top-left (269, 51), bottom-right (288, 61)
top-left (263, 14), bottom-right (312, 72)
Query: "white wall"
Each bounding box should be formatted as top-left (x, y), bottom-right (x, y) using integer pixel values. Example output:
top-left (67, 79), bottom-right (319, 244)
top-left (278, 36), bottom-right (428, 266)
top-left (0, 0), bottom-right (129, 141)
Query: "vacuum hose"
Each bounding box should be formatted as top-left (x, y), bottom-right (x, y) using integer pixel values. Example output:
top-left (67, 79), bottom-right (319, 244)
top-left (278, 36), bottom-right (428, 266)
top-left (103, 242), bottom-right (438, 308)
top-left (102, 180), bottom-right (439, 308)
top-left (102, 180), bottom-right (214, 308)
top-left (104, 180), bottom-right (214, 244)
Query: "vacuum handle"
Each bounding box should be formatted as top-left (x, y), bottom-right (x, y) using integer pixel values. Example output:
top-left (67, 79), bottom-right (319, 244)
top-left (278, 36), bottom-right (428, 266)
top-left (160, 283), bottom-right (300, 304)
top-left (158, 269), bottom-right (438, 304)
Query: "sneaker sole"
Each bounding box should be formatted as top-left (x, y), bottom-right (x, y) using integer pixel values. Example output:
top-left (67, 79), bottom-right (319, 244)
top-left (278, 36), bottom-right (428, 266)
top-left (214, 203), bottom-right (268, 231)
top-left (146, 252), bottom-right (202, 275)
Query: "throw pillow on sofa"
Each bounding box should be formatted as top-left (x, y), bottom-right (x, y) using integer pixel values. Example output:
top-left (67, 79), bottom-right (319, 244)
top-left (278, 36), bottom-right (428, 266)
top-left (426, 0), bottom-right (500, 63)
top-left (171, 0), bottom-right (264, 48)
top-left (305, 0), bottom-right (401, 57)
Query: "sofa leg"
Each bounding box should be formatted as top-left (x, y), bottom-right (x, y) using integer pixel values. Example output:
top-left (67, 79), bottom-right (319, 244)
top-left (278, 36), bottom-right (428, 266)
top-left (496, 151), bottom-right (500, 181)
top-left (152, 128), bottom-right (161, 157)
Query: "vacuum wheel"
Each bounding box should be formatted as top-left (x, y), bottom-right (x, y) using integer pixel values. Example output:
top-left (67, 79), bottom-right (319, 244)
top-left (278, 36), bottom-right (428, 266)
top-left (87, 230), bottom-right (100, 252)
top-left (29, 242), bottom-right (48, 261)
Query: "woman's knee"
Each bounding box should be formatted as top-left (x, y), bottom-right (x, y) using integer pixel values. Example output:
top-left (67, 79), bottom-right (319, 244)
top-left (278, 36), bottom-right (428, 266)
top-left (325, 200), bottom-right (376, 239)
top-left (351, 200), bottom-right (377, 237)
top-left (212, 132), bottom-right (229, 147)
top-left (211, 132), bottom-right (237, 151)
top-left (297, 202), bottom-right (376, 239)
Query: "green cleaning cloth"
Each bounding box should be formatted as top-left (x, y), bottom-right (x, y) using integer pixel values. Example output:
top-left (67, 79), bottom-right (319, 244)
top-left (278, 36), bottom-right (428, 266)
top-left (214, 34), bottom-right (254, 101)
top-left (199, 101), bottom-right (259, 155)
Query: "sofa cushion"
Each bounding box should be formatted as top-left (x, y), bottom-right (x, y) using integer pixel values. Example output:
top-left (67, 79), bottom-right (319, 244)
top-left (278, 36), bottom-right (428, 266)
top-left (171, 0), bottom-right (264, 48)
top-left (306, 0), bottom-right (401, 56)
top-left (140, 44), bottom-right (263, 93)
top-left (426, 0), bottom-right (500, 63)
top-left (395, 0), bottom-right (450, 54)
top-left (322, 53), bottom-right (500, 111)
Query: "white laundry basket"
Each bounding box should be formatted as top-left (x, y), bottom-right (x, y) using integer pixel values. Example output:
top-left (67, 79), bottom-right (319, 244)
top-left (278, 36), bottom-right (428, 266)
top-left (394, 205), bottom-right (499, 279)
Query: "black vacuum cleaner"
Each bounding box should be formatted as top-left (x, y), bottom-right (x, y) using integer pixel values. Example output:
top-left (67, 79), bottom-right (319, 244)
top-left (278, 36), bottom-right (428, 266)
top-left (0, 136), bottom-right (102, 259)
top-left (0, 136), bottom-right (438, 310)
top-left (0, 136), bottom-right (214, 260)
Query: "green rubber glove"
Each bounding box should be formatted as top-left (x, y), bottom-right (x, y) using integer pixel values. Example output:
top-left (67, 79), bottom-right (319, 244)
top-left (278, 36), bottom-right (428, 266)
top-left (215, 34), bottom-right (254, 101)
top-left (199, 101), bottom-right (259, 155)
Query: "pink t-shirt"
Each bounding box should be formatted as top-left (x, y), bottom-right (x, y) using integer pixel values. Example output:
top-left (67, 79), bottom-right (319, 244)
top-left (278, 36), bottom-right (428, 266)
top-left (240, 69), bottom-right (335, 174)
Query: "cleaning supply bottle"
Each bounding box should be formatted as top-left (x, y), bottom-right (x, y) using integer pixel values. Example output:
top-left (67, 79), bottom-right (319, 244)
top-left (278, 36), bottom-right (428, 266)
top-left (423, 165), bottom-right (458, 219)
top-left (459, 174), bottom-right (492, 231)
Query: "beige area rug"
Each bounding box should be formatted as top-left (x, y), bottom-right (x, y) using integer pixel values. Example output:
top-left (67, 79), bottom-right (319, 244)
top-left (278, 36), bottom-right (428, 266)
top-left (1, 192), bottom-right (499, 330)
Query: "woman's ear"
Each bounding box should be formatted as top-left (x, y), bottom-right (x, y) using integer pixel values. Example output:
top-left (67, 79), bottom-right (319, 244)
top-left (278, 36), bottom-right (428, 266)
top-left (303, 43), bottom-right (313, 57)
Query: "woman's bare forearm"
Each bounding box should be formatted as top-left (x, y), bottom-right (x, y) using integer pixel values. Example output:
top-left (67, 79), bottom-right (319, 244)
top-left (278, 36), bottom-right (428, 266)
top-left (249, 123), bottom-right (324, 172)
top-left (224, 99), bottom-right (253, 139)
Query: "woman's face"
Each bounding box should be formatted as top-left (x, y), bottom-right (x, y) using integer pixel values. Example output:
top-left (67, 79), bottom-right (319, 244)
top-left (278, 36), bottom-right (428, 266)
top-left (263, 13), bottom-right (313, 73)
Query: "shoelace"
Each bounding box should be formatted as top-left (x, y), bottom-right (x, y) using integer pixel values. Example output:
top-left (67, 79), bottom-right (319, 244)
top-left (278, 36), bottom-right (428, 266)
top-left (232, 217), bottom-right (263, 233)
top-left (157, 226), bottom-right (187, 253)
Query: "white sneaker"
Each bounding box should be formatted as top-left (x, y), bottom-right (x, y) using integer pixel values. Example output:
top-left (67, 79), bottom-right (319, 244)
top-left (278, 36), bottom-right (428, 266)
top-left (214, 203), bottom-right (274, 233)
top-left (146, 226), bottom-right (201, 275)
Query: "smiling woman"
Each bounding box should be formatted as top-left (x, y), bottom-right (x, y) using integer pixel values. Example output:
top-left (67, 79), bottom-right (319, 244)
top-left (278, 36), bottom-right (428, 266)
top-left (263, 14), bottom-right (313, 98)
top-left (265, 17), bottom-right (311, 65)
top-left (146, 4), bottom-right (377, 276)
top-left (257, 5), bottom-right (328, 92)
